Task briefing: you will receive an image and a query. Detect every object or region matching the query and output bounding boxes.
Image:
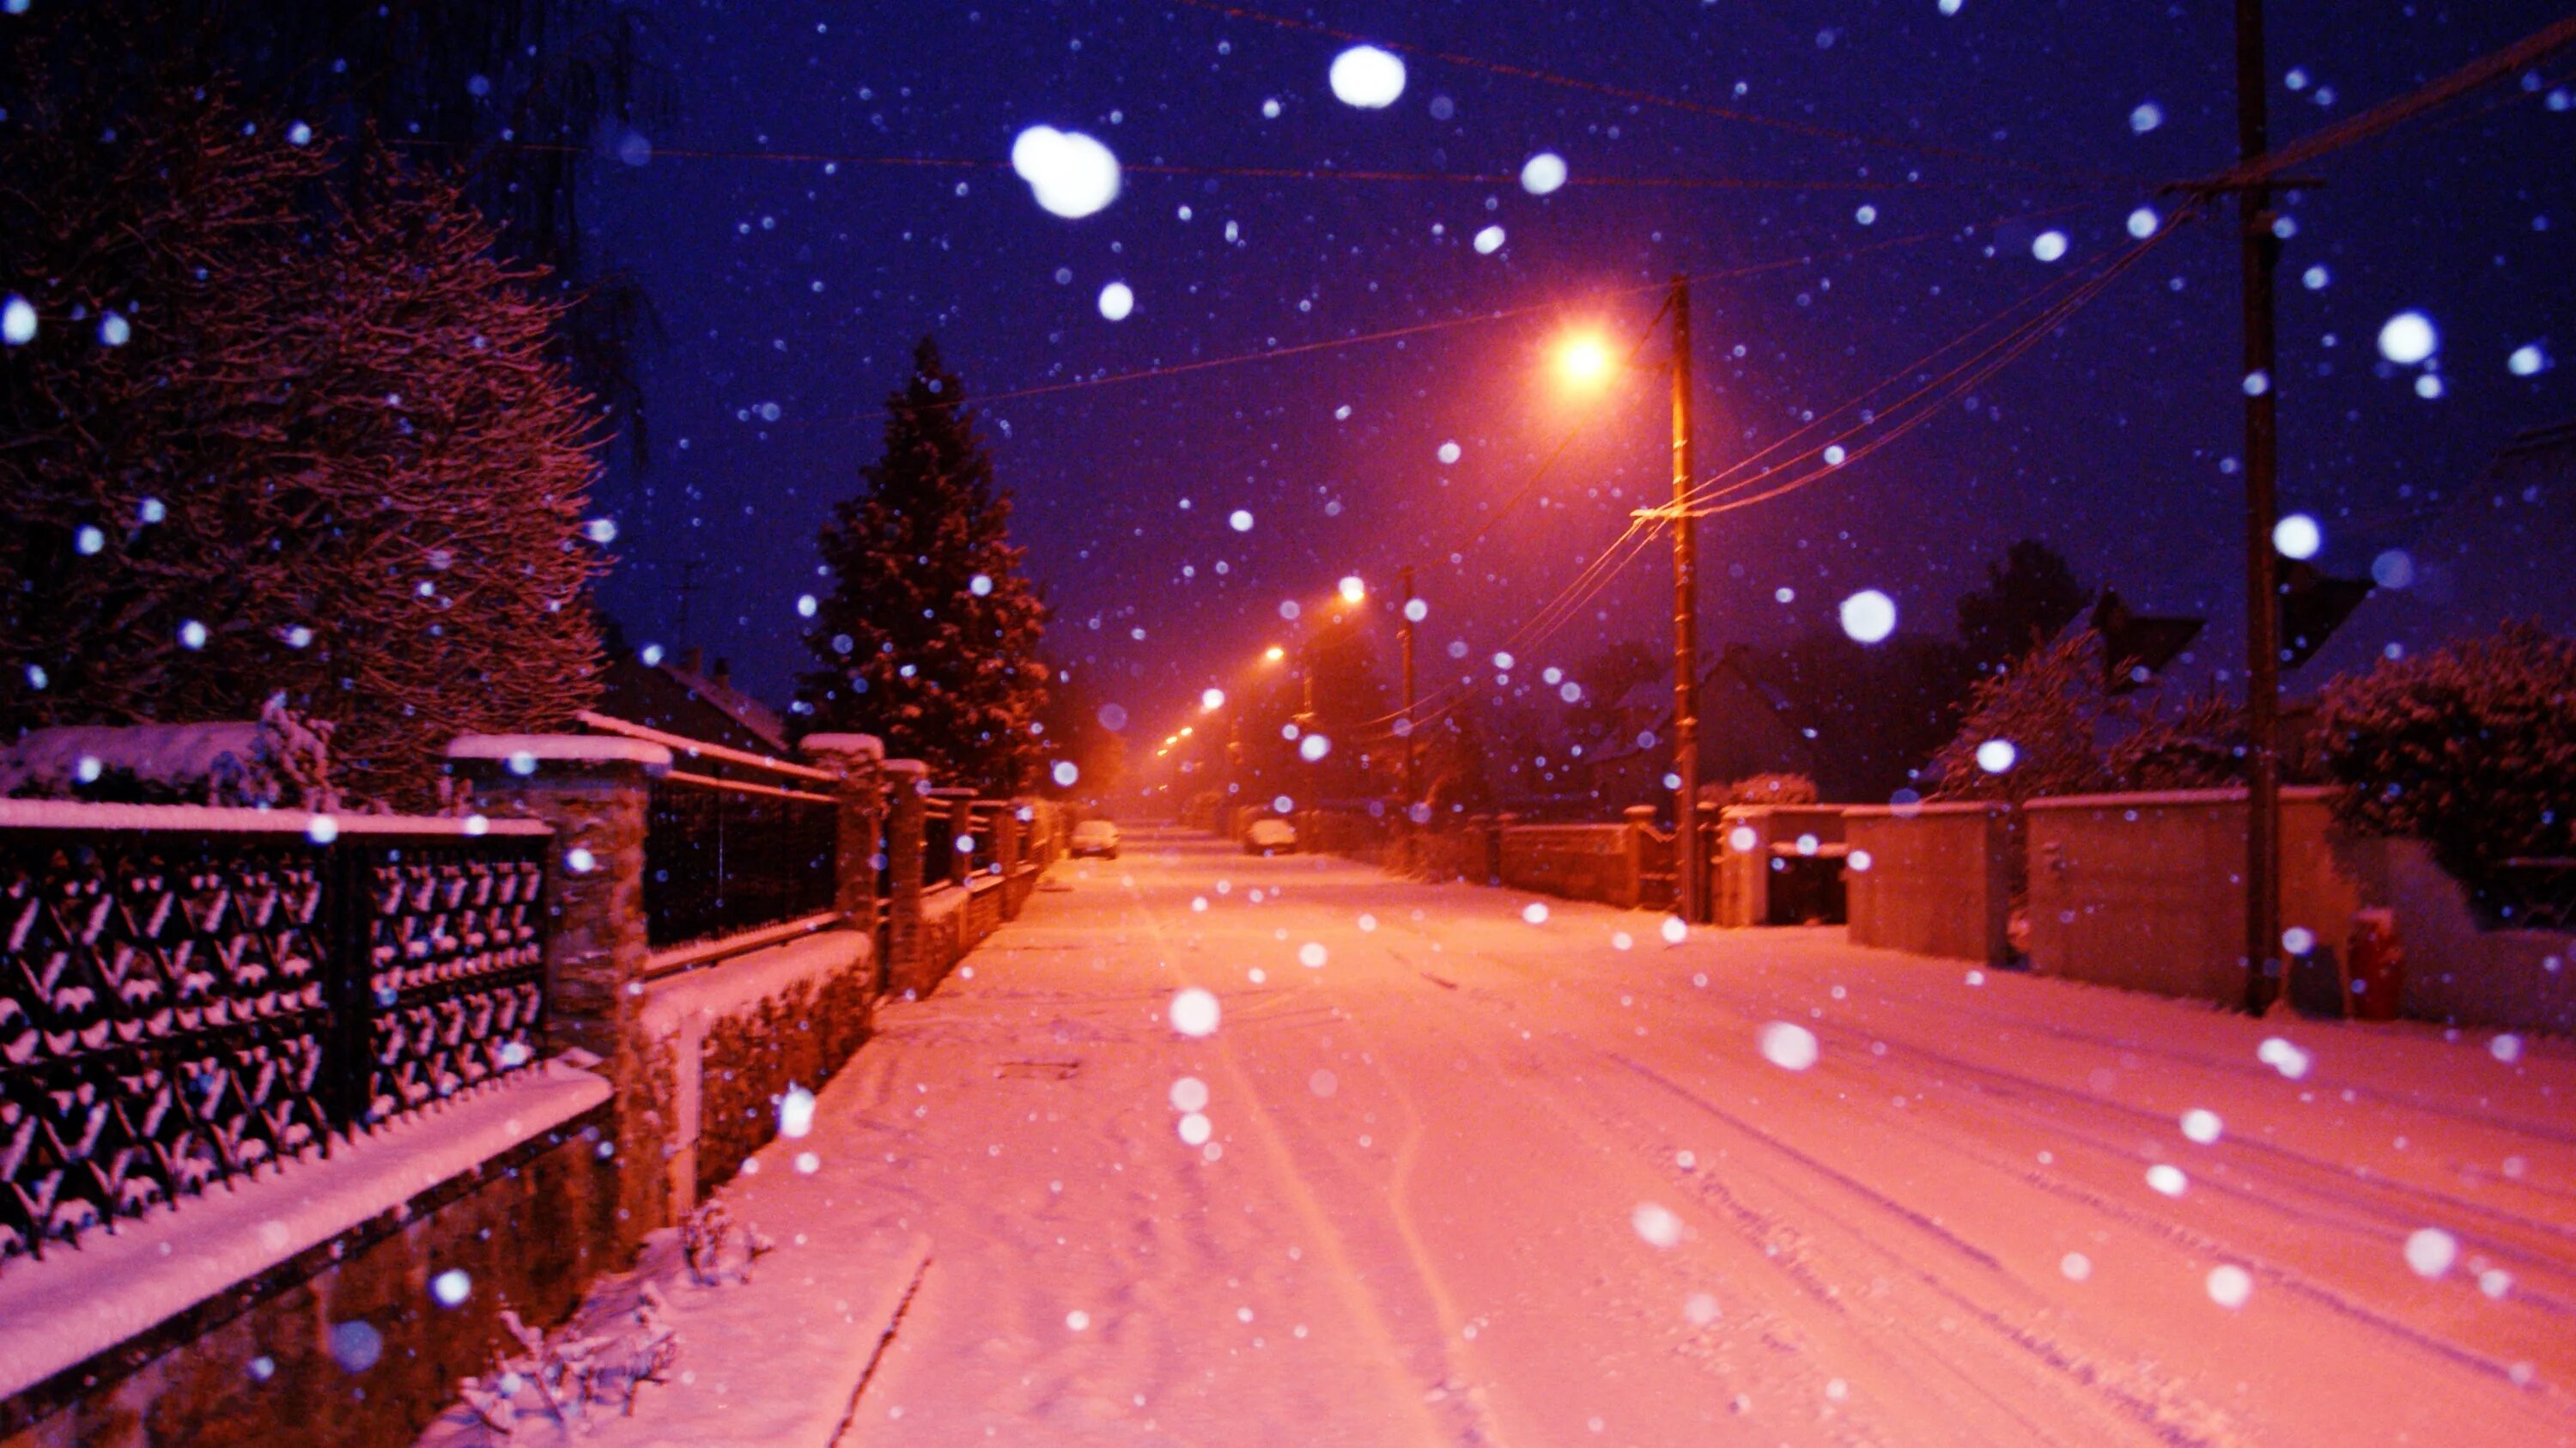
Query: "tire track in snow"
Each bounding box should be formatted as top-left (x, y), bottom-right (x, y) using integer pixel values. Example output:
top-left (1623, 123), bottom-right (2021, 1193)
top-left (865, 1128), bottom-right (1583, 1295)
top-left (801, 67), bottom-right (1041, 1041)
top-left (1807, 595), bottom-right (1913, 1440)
top-left (1128, 865), bottom-right (1500, 1445)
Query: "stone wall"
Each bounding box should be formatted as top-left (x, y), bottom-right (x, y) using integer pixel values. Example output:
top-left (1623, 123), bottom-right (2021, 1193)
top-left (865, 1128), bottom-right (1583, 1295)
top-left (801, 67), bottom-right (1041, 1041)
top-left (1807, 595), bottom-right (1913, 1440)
top-left (1845, 802), bottom-right (2014, 965)
top-left (1713, 806), bottom-right (1848, 928)
top-left (1, 728), bottom-right (1051, 1447)
top-left (4, 1104), bottom-right (619, 1448)
top-left (1498, 824), bottom-right (1642, 909)
top-left (639, 932), bottom-right (876, 1208)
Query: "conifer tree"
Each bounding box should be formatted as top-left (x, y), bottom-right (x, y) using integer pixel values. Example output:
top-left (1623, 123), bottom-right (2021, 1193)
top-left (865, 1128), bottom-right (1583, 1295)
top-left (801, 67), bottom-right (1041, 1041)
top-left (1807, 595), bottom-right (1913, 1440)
top-left (799, 340), bottom-right (1049, 792)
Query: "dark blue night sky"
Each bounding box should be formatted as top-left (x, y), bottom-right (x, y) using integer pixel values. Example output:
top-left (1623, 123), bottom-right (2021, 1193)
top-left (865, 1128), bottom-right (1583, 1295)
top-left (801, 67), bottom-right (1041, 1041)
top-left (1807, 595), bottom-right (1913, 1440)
top-left (586, 1), bottom-right (2573, 733)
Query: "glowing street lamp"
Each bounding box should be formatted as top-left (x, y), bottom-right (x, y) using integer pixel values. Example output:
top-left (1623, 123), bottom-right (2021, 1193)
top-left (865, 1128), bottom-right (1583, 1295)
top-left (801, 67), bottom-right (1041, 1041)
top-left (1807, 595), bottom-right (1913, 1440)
top-left (1336, 575), bottom-right (1366, 606)
top-left (1201, 687), bottom-right (1227, 712)
top-left (1556, 332), bottom-right (1613, 389)
top-left (1551, 278), bottom-right (1706, 922)
top-left (1262, 645), bottom-right (1286, 664)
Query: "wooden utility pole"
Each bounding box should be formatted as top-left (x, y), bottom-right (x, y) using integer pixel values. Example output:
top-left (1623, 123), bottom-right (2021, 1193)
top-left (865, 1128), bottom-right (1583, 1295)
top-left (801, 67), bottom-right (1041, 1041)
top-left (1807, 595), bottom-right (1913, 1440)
top-left (1399, 564), bottom-right (1419, 808)
top-left (1668, 275), bottom-right (1705, 923)
top-left (2236, 0), bottom-right (2286, 1013)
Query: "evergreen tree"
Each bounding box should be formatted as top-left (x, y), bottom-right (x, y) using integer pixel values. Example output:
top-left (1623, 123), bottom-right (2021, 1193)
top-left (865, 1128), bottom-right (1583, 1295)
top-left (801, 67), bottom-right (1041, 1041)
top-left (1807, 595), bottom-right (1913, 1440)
top-left (799, 340), bottom-right (1049, 792)
top-left (1957, 538), bottom-right (2088, 674)
top-left (0, 79), bottom-right (605, 806)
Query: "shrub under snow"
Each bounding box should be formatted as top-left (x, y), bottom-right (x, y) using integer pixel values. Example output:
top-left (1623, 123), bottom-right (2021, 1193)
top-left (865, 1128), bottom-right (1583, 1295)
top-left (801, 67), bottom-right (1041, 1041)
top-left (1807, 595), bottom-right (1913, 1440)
top-left (2318, 621), bottom-right (2576, 917)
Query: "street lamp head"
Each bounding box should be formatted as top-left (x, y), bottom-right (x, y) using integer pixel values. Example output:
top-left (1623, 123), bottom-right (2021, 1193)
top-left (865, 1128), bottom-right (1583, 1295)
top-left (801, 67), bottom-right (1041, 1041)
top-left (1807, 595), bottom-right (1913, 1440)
top-left (1262, 645), bottom-right (1287, 664)
top-left (1337, 575), bottom-right (1366, 605)
top-left (1555, 332), bottom-right (1613, 389)
top-left (1201, 686), bottom-right (1227, 712)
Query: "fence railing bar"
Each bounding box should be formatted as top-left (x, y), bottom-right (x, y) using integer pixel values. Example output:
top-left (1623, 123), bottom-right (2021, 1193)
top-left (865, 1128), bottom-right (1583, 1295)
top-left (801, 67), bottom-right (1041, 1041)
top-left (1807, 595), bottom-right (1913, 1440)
top-left (576, 709), bottom-right (841, 784)
top-left (659, 768), bottom-right (841, 806)
top-left (643, 909), bottom-right (843, 978)
top-left (0, 800), bottom-right (550, 837)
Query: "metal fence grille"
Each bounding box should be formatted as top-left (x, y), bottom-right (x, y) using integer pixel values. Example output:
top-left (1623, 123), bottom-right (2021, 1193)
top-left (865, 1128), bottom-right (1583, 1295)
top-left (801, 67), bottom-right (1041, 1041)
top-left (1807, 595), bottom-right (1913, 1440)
top-left (642, 775), bottom-right (838, 950)
top-left (1, 822), bottom-right (547, 1268)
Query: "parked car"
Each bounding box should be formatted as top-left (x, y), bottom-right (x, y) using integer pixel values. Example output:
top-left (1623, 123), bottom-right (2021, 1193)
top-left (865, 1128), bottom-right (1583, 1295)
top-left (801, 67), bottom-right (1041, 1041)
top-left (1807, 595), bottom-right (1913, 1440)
top-left (1070, 819), bottom-right (1121, 859)
top-left (1244, 818), bottom-right (1297, 856)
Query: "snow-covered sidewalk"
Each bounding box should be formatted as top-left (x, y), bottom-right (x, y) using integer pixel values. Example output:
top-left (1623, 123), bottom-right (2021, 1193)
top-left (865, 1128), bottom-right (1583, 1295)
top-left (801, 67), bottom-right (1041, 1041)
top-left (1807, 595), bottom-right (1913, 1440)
top-left (482, 825), bottom-right (2576, 1445)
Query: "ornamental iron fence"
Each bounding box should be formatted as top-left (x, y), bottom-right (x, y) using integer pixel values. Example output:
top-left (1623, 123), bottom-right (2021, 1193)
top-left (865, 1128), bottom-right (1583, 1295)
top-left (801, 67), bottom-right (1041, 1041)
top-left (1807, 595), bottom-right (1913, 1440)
top-left (0, 811), bottom-right (548, 1268)
top-left (582, 715), bottom-right (842, 957)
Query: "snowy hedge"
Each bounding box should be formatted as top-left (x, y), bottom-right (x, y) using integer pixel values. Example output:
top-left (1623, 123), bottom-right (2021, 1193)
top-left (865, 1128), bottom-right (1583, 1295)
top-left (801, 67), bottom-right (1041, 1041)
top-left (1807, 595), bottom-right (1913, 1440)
top-left (2317, 621), bottom-right (2576, 917)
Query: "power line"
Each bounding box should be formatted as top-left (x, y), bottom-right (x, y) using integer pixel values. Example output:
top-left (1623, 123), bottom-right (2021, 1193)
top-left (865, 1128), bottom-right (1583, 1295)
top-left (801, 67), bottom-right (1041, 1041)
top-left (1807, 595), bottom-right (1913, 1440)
top-left (2188, 13), bottom-right (2576, 192)
top-left (1680, 204), bottom-right (2206, 515)
top-left (1344, 204), bottom-right (2193, 736)
top-left (1166, 0), bottom-right (2144, 190)
top-left (393, 135), bottom-right (2025, 194)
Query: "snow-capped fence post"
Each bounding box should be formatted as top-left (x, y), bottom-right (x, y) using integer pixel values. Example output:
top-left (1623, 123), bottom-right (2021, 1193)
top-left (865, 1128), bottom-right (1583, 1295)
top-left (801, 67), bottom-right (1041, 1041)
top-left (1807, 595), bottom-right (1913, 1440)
top-left (1622, 805), bottom-right (1661, 910)
top-left (931, 787), bottom-right (978, 888)
top-left (883, 760), bottom-right (929, 995)
top-left (447, 733), bottom-right (671, 1238)
top-left (997, 799), bottom-right (1027, 919)
top-left (801, 733), bottom-right (888, 976)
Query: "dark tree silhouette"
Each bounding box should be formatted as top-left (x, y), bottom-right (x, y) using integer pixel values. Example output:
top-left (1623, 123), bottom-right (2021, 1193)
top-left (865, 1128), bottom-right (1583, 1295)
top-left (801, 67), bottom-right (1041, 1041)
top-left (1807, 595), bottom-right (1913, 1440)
top-left (0, 82), bottom-right (606, 806)
top-left (3, 0), bottom-right (670, 467)
top-left (1958, 539), bottom-right (2089, 673)
top-left (799, 340), bottom-right (1050, 793)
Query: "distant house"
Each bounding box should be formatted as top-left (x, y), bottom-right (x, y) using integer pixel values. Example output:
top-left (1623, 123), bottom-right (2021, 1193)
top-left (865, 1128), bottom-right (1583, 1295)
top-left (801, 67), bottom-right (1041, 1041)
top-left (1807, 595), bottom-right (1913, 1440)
top-left (1569, 646), bottom-right (1814, 812)
top-left (593, 647), bottom-right (793, 757)
top-left (2300, 418), bottom-right (2576, 684)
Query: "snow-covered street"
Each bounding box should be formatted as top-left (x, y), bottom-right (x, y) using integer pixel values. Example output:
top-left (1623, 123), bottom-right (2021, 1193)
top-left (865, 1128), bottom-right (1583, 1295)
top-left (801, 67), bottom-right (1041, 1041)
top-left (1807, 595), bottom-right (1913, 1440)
top-left (669, 827), bottom-right (2571, 1445)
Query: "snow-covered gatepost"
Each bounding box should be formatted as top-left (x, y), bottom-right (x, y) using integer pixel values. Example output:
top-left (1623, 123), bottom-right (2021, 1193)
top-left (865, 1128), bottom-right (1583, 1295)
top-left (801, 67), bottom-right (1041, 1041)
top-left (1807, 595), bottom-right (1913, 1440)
top-left (996, 798), bottom-right (1028, 919)
top-left (883, 759), bottom-right (931, 995)
top-left (447, 734), bottom-right (671, 1241)
top-left (1623, 805), bottom-right (1662, 911)
top-left (801, 733), bottom-right (888, 982)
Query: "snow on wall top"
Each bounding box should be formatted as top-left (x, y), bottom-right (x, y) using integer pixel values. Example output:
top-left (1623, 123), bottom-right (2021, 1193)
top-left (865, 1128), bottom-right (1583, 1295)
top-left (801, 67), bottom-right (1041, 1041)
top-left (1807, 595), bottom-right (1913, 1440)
top-left (447, 733), bottom-right (673, 771)
top-left (1843, 800), bottom-right (2014, 818)
top-left (0, 1062), bottom-right (611, 1402)
top-left (639, 928), bottom-right (871, 1043)
top-left (799, 732), bottom-right (884, 762)
top-left (2021, 785), bottom-right (2335, 812)
top-left (0, 798), bottom-right (549, 837)
top-left (0, 702), bottom-right (332, 808)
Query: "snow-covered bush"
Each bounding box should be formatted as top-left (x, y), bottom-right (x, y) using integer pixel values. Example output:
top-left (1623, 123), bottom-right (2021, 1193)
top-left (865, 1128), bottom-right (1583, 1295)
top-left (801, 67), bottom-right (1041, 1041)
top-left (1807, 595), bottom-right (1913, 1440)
top-left (2317, 621), bottom-right (2575, 916)
top-left (1928, 630), bottom-right (2239, 805)
top-left (0, 695), bottom-right (335, 807)
top-left (1711, 773), bottom-right (1820, 807)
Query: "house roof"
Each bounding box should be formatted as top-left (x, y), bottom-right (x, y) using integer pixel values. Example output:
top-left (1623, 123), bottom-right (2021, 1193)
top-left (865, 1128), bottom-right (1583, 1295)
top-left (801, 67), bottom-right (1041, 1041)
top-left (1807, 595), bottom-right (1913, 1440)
top-left (2300, 418), bottom-right (2576, 684)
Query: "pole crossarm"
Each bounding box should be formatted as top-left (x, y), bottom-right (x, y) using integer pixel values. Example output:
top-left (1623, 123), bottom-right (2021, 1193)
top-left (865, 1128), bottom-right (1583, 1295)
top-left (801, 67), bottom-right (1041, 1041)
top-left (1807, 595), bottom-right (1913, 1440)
top-left (2194, 14), bottom-right (2576, 194)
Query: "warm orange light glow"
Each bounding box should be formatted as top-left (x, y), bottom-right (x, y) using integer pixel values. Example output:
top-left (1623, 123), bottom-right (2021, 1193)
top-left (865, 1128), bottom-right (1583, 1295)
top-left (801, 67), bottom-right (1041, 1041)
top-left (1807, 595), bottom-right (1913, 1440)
top-left (1179, 726), bottom-right (1194, 738)
top-left (1262, 645), bottom-right (1286, 664)
top-left (1556, 332), bottom-right (1613, 388)
top-left (1337, 575), bottom-right (1366, 605)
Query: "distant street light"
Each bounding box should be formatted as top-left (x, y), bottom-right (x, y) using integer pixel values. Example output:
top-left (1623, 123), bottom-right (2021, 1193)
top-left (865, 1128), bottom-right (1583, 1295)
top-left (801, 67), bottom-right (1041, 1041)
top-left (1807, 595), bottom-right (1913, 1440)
top-left (1337, 575), bottom-right (1366, 605)
top-left (1262, 645), bottom-right (1286, 664)
top-left (1201, 687), bottom-right (1226, 712)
